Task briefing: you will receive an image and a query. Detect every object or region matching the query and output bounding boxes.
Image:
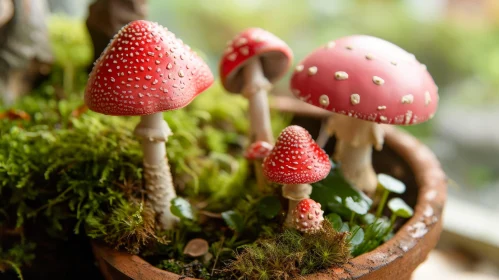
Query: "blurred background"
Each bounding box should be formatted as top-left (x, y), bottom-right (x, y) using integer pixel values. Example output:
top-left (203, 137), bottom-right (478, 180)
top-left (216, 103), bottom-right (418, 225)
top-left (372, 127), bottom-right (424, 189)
top-left (2, 0), bottom-right (499, 279)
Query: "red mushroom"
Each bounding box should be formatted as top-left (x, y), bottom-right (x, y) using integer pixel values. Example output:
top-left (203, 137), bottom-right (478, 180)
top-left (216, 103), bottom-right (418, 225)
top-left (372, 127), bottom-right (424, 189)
top-left (220, 27), bottom-right (292, 143)
top-left (262, 125), bottom-right (330, 227)
top-left (292, 198), bottom-right (324, 233)
top-left (244, 141), bottom-right (273, 160)
top-left (85, 20), bottom-right (214, 229)
top-left (290, 35), bottom-right (438, 195)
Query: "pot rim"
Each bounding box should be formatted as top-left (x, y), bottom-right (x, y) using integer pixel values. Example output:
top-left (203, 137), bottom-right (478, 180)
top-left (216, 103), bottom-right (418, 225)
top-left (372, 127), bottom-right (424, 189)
top-left (92, 125), bottom-right (447, 280)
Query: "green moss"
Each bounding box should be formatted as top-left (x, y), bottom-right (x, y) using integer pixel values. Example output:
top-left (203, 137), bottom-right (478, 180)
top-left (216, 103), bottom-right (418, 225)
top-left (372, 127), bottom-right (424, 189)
top-left (0, 238), bottom-right (35, 280)
top-left (225, 221), bottom-right (350, 279)
top-left (0, 80), bottom-right (290, 269)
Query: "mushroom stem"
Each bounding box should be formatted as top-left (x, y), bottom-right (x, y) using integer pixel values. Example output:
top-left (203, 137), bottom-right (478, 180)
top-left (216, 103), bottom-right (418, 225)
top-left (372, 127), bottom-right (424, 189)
top-left (134, 112), bottom-right (179, 230)
top-left (316, 116), bottom-right (334, 148)
top-left (328, 114), bottom-right (385, 195)
top-left (242, 57), bottom-right (274, 143)
top-left (242, 57), bottom-right (273, 192)
top-left (282, 183), bottom-right (312, 227)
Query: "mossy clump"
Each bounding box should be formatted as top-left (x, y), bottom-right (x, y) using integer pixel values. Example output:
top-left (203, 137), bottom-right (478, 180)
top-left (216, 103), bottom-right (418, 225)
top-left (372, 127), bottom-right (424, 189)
top-left (85, 200), bottom-right (162, 254)
top-left (225, 221), bottom-right (350, 280)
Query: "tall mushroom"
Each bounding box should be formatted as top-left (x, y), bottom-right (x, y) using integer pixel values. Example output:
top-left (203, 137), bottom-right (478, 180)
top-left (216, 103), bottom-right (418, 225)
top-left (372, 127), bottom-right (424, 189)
top-left (290, 35), bottom-right (438, 195)
top-left (262, 125), bottom-right (330, 227)
top-left (85, 20), bottom-right (214, 230)
top-left (220, 27), bottom-right (292, 143)
top-left (220, 28), bottom-right (292, 191)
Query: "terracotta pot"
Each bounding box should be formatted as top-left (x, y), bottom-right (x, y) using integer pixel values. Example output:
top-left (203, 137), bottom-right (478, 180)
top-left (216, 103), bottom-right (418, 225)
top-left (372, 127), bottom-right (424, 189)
top-left (92, 99), bottom-right (447, 280)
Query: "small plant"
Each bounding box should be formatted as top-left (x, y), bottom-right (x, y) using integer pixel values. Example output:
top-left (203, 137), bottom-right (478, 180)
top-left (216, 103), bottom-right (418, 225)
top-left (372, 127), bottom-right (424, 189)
top-left (312, 169), bottom-right (414, 257)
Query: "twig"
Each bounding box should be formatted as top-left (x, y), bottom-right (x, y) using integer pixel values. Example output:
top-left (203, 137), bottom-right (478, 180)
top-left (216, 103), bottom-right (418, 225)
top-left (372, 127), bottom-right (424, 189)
top-left (211, 236), bottom-right (225, 276)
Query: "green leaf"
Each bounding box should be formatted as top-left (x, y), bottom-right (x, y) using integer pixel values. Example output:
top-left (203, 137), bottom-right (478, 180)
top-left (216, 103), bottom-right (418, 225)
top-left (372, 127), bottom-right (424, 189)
top-left (170, 197), bottom-right (195, 220)
top-left (256, 196), bottom-right (281, 219)
top-left (349, 225), bottom-right (365, 245)
top-left (361, 213), bottom-right (377, 225)
top-left (311, 169), bottom-right (372, 216)
top-left (325, 213), bottom-right (342, 231)
top-left (387, 198), bottom-right (414, 218)
top-left (344, 197), bottom-right (369, 215)
top-left (377, 174), bottom-right (406, 194)
top-left (221, 210), bottom-right (244, 232)
top-left (339, 223), bottom-right (350, 233)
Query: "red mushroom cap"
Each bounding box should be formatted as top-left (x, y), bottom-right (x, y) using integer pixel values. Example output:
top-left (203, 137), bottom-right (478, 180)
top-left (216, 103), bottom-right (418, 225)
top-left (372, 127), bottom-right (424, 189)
top-left (292, 198), bottom-right (324, 233)
top-left (85, 20), bottom-right (214, 116)
top-left (290, 35), bottom-right (438, 125)
top-left (262, 125), bottom-right (331, 184)
top-left (219, 27), bottom-right (292, 93)
top-left (244, 141), bottom-right (273, 160)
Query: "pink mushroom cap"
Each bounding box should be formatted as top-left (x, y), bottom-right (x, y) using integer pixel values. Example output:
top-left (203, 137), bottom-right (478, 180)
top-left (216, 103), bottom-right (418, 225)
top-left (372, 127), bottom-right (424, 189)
top-left (290, 35), bottom-right (439, 125)
top-left (219, 27), bottom-right (293, 93)
top-left (85, 20), bottom-right (214, 116)
top-left (292, 198), bottom-right (324, 233)
top-left (262, 125), bottom-right (331, 185)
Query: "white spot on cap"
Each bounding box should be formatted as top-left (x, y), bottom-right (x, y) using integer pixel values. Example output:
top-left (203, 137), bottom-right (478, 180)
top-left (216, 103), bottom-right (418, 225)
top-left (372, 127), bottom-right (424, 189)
top-left (405, 110), bottom-right (413, 124)
top-left (234, 37), bottom-right (248, 47)
top-left (326, 41), bottom-right (336, 49)
top-left (334, 71), bottom-right (348, 80)
top-left (239, 46), bottom-right (249, 56)
top-left (365, 54), bottom-right (375, 60)
top-left (373, 76), bottom-right (385, 85)
top-left (295, 65), bottom-right (304, 72)
top-left (319, 95), bottom-right (330, 107)
top-left (401, 94), bottom-right (414, 104)
top-left (421, 64), bottom-right (427, 70)
top-left (227, 53), bottom-right (237, 61)
top-left (380, 116), bottom-right (388, 122)
top-left (252, 34), bottom-right (264, 42)
top-left (308, 66), bottom-right (318, 76)
top-left (350, 93), bottom-right (360, 105)
top-left (378, 105), bottom-right (386, 110)
top-left (391, 61), bottom-right (398, 66)
top-left (425, 91), bottom-right (431, 106)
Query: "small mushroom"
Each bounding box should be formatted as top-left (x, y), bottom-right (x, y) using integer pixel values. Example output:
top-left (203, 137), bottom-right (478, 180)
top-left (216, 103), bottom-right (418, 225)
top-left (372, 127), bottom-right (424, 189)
top-left (220, 28), bottom-right (292, 143)
top-left (292, 198), bottom-right (324, 233)
top-left (262, 125), bottom-right (331, 227)
top-left (183, 238), bottom-right (210, 258)
top-left (290, 35), bottom-right (439, 195)
top-left (244, 141), bottom-right (273, 160)
top-left (84, 20), bottom-right (214, 230)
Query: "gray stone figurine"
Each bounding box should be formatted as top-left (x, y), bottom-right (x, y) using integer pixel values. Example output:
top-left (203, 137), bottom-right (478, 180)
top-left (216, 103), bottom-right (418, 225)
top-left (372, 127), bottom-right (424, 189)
top-left (0, 0), bottom-right (52, 105)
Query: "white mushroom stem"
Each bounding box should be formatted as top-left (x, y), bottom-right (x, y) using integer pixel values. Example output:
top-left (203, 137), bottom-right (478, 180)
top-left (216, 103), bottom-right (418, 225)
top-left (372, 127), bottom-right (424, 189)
top-left (242, 57), bottom-right (274, 143)
top-left (282, 183), bottom-right (312, 228)
top-left (327, 114), bottom-right (385, 195)
top-left (316, 116), bottom-right (334, 148)
top-left (242, 57), bottom-right (274, 192)
top-left (134, 112), bottom-right (179, 230)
